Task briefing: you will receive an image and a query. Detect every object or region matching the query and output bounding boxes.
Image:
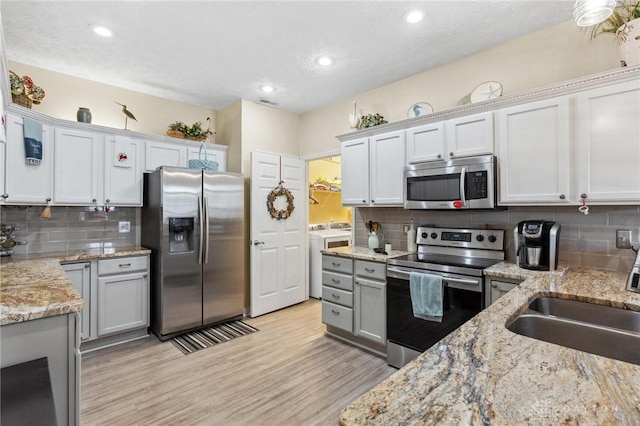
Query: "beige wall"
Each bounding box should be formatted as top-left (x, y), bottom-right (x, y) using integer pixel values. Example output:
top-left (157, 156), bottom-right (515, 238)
top-left (215, 100), bottom-right (242, 173)
top-left (240, 99), bottom-right (300, 177)
top-left (298, 20), bottom-right (621, 157)
top-left (8, 61), bottom-right (216, 138)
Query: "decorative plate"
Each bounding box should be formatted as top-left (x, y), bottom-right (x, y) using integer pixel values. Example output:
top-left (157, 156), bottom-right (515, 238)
top-left (407, 102), bottom-right (433, 118)
top-left (470, 81), bottom-right (503, 103)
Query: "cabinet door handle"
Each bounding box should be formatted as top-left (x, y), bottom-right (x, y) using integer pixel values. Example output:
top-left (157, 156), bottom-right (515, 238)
top-left (365, 267), bottom-right (375, 273)
top-left (84, 264), bottom-right (90, 268)
top-left (331, 293), bottom-right (340, 299)
top-left (449, 152), bottom-right (454, 157)
top-left (362, 200), bottom-right (366, 203)
top-left (143, 274), bottom-right (148, 278)
top-left (331, 309), bottom-right (340, 315)
top-left (1, 193), bottom-right (8, 199)
top-left (119, 263), bottom-right (131, 268)
top-left (437, 154), bottom-right (441, 159)
top-left (559, 194), bottom-right (565, 200)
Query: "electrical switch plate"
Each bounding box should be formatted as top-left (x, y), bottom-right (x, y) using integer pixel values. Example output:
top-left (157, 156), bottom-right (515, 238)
top-left (616, 229), bottom-right (632, 249)
top-left (403, 224), bottom-right (410, 233)
top-left (119, 221), bottom-right (131, 233)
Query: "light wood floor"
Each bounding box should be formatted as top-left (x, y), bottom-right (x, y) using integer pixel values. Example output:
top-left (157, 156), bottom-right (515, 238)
top-left (81, 299), bottom-right (396, 425)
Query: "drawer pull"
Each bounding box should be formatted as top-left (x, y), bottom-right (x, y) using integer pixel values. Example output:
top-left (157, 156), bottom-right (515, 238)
top-left (331, 262), bottom-right (340, 267)
top-left (365, 267), bottom-right (375, 273)
top-left (119, 263), bottom-right (131, 268)
top-left (331, 309), bottom-right (340, 315)
top-left (331, 278), bottom-right (340, 283)
top-left (331, 293), bottom-right (340, 299)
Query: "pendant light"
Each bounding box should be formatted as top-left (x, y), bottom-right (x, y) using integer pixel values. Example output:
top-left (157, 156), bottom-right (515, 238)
top-left (573, 0), bottom-right (617, 27)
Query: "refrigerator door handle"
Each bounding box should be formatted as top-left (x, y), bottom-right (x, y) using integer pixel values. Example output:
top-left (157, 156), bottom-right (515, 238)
top-left (198, 196), bottom-right (204, 264)
top-left (204, 197), bottom-right (211, 263)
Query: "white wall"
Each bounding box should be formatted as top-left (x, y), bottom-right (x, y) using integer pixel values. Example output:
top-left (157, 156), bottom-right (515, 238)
top-left (8, 61), bottom-right (216, 137)
top-left (298, 20), bottom-right (621, 157)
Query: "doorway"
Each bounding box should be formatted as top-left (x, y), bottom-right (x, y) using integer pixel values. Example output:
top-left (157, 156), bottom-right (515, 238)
top-left (308, 156), bottom-right (351, 226)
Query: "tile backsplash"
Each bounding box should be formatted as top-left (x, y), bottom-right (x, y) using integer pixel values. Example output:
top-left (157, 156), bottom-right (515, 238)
top-left (355, 205), bottom-right (640, 272)
top-left (0, 206), bottom-right (138, 255)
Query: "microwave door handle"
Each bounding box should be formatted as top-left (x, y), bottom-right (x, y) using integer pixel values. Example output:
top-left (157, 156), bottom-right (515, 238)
top-left (459, 167), bottom-right (467, 206)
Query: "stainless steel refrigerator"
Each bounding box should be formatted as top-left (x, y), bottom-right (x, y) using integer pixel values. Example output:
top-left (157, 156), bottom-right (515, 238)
top-left (141, 167), bottom-right (245, 340)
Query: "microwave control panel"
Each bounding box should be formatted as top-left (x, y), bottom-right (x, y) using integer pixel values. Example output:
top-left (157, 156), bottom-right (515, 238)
top-left (466, 171), bottom-right (488, 200)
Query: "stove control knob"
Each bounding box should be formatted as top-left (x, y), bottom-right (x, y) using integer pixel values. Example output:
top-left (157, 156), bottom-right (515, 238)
top-left (476, 235), bottom-right (484, 242)
top-left (488, 235), bottom-right (497, 243)
top-left (430, 233), bottom-right (438, 239)
top-left (421, 232), bottom-right (428, 239)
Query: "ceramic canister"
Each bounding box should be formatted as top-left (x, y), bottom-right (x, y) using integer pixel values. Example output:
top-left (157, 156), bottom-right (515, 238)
top-left (77, 107), bottom-right (92, 123)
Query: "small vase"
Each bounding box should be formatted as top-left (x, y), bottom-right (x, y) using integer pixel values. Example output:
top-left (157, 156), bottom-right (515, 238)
top-left (368, 232), bottom-right (379, 250)
top-left (77, 107), bottom-right (92, 123)
top-left (617, 18), bottom-right (640, 67)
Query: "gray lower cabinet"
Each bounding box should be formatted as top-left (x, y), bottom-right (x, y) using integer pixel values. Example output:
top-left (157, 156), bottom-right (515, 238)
top-left (62, 255), bottom-right (150, 349)
top-left (321, 254), bottom-right (387, 355)
top-left (0, 313), bottom-right (80, 426)
top-left (321, 256), bottom-right (354, 333)
top-left (486, 276), bottom-right (522, 307)
top-left (62, 262), bottom-right (91, 340)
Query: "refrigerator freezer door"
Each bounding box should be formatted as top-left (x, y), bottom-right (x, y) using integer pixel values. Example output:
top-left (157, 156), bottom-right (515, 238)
top-left (202, 172), bottom-right (245, 325)
top-left (158, 168), bottom-right (203, 336)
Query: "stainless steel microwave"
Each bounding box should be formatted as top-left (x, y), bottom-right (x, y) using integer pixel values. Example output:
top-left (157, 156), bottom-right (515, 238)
top-left (404, 155), bottom-right (497, 210)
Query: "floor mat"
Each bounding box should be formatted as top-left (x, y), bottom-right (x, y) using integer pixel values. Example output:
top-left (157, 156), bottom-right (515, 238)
top-left (170, 320), bottom-right (259, 355)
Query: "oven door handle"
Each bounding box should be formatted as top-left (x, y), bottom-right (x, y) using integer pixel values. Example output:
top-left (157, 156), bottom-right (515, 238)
top-left (386, 268), bottom-right (480, 290)
top-left (459, 167), bottom-right (467, 207)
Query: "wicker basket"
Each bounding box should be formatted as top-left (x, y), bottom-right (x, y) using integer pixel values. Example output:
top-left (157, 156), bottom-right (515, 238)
top-left (12, 93), bottom-right (32, 109)
top-left (166, 129), bottom-right (186, 139)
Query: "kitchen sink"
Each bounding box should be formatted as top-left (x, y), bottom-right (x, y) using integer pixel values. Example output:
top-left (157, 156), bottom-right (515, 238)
top-left (507, 296), bottom-right (640, 366)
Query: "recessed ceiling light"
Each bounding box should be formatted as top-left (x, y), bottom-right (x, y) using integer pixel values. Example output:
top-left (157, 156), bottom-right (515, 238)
top-left (90, 24), bottom-right (113, 38)
top-left (406, 11), bottom-right (423, 24)
top-left (316, 56), bottom-right (335, 67)
top-left (260, 85), bottom-right (275, 93)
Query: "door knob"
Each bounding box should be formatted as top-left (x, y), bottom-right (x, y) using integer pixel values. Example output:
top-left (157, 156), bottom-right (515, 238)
top-left (253, 240), bottom-right (265, 246)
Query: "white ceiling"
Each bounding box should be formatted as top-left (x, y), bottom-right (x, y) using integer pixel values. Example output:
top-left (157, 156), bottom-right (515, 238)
top-left (1, 1), bottom-right (575, 114)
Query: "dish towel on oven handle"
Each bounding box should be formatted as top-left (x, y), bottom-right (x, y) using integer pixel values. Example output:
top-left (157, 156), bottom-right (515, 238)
top-left (409, 272), bottom-right (443, 322)
top-left (23, 118), bottom-right (43, 165)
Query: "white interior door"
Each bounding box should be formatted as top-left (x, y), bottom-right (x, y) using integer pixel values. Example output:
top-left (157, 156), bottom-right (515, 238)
top-left (250, 151), bottom-right (307, 317)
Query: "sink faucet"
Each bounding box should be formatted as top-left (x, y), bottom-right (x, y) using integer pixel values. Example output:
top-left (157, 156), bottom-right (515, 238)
top-left (627, 247), bottom-right (640, 293)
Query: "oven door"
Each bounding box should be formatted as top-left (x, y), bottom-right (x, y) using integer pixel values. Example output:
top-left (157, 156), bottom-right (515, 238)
top-left (386, 266), bottom-right (484, 367)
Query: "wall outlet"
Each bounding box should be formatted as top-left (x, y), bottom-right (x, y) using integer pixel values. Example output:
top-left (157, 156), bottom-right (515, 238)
top-left (403, 224), bottom-right (410, 233)
top-left (119, 221), bottom-right (131, 233)
top-left (616, 229), bottom-right (632, 249)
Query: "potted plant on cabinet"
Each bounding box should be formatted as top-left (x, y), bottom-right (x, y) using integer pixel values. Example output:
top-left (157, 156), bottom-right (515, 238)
top-left (590, 1), bottom-right (640, 67)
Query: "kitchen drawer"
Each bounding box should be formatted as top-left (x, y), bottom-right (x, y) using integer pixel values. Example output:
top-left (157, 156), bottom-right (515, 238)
top-left (322, 301), bottom-right (353, 333)
top-left (322, 255), bottom-right (353, 274)
top-left (322, 271), bottom-right (353, 292)
top-left (98, 256), bottom-right (148, 276)
top-left (322, 285), bottom-right (353, 308)
top-left (355, 260), bottom-right (386, 281)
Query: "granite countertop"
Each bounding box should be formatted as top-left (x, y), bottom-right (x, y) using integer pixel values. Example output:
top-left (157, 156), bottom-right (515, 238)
top-left (0, 247), bottom-right (151, 326)
top-left (322, 246), bottom-right (413, 262)
top-left (340, 266), bottom-right (640, 425)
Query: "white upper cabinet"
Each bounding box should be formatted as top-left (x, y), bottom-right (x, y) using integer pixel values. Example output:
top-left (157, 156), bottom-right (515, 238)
top-left (341, 131), bottom-right (405, 207)
top-left (186, 144), bottom-right (227, 172)
top-left (497, 97), bottom-right (572, 205)
top-left (576, 80), bottom-right (640, 203)
top-left (405, 112), bottom-right (493, 164)
top-left (406, 122), bottom-right (445, 163)
top-left (445, 112), bottom-right (494, 159)
top-left (53, 128), bottom-right (103, 206)
top-left (369, 130), bottom-right (405, 206)
top-left (341, 138), bottom-right (369, 206)
top-left (4, 114), bottom-right (54, 204)
top-left (104, 136), bottom-right (143, 206)
top-left (145, 140), bottom-right (187, 172)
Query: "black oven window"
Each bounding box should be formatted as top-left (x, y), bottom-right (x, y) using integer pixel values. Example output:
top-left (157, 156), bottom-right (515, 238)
top-left (407, 174), bottom-right (461, 201)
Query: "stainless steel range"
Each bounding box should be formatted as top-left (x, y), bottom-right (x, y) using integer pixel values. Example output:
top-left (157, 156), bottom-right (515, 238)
top-left (386, 226), bottom-right (505, 368)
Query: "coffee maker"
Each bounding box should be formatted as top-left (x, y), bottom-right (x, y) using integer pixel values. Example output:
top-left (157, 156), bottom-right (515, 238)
top-left (514, 220), bottom-right (561, 271)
